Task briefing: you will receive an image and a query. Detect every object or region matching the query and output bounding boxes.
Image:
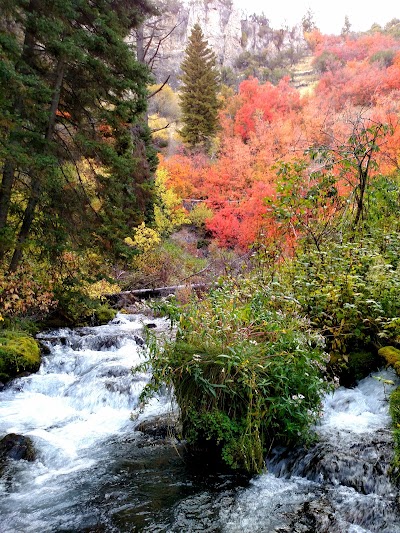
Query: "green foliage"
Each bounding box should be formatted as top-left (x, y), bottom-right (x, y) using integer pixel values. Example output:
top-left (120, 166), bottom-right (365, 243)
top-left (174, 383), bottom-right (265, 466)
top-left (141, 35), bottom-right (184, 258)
top-left (389, 386), bottom-right (400, 475)
top-left (312, 50), bottom-right (343, 73)
top-left (153, 168), bottom-right (190, 236)
top-left (179, 24), bottom-right (220, 148)
top-left (41, 250), bottom-right (118, 327)
top-left (0, 0), bottom-right (156, 270)
top-left (271, 158), bottom-right (343, 249)
top-left (128, 239), bottom-right (207, 289)
top-left (0, 265), bottom-right (57, 324)
top-left (385, 349), bottom-right (400, 478)
top-left (189, 202), bottom-right (214, 228)
top-left (51, 287), bottom-right (116, 327)
top-left (288, 239), bottom-right (400, 356)
top-left (370, 49), bottom-right (396, 68)
top-left (134, 275), bottom-right (331, 474)
top-left (0, 330), bottom-right (40, 382)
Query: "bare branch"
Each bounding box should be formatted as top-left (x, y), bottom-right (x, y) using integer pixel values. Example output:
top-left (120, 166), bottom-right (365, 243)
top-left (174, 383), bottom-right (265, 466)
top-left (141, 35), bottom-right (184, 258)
top-left (148, 75), bottom-right (171, 99)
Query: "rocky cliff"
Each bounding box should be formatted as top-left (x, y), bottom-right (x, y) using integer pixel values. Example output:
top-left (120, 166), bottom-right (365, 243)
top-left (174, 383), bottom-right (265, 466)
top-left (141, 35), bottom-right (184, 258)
top-left (143, 0), bottom-right (307, 86)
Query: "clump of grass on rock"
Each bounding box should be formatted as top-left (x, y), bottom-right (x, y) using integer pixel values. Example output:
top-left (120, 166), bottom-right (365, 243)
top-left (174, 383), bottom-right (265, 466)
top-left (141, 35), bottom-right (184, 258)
top-left (134, 275), bottom-right (332, 474)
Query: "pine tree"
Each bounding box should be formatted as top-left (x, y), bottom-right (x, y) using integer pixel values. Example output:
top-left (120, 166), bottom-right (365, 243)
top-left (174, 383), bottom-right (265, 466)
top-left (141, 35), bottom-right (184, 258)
top-left (0, 0), bottom-right (157, 270)
top-left (179, 24), bottom-right (220, 148)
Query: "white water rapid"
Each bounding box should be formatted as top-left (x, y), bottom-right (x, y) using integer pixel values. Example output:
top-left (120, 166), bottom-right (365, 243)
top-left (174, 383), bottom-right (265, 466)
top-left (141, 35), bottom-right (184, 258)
top-left (0, 314), bottom-right (171, 532)
top-left (221, 369), bottom-right (400, 533)
top-left (0, 314), bottom-right (399, 532)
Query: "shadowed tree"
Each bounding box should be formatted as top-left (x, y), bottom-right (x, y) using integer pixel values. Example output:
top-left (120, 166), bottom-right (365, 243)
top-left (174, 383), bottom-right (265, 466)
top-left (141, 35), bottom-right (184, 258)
top-left (0, 0), bottom-right (157, 271)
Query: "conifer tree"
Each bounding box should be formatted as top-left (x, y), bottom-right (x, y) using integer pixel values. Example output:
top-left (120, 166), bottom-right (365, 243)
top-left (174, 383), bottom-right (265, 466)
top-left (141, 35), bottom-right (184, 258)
top-left (179, 24), bottom-right (220, 148)
top-left (0, 0), bottom-right (157, 270)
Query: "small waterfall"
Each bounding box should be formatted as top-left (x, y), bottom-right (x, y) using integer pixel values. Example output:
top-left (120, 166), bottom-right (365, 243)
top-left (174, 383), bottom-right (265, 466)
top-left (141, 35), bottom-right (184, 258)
top-left (1, 315), bottom-right (399, 532)
top-left (221, 369), bottom-right (400, 533)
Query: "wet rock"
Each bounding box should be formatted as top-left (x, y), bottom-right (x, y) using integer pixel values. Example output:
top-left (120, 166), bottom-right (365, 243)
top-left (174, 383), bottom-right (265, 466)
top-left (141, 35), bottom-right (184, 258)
top-left (267, 429), bottom-right (394, 496)
top-left (134, 335), bottom-right (144, 347)
top-left (136, 414), bottom-right (181, 442)
top-left (0, 433), bottom-right (36, 462)
top-left (279, 497), bottom-right (339, 533)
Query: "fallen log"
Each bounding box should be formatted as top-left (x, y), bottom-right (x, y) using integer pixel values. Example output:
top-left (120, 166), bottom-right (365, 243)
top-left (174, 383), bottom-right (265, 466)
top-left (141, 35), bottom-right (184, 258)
top-left (107, 283), bottom-right (209, 307)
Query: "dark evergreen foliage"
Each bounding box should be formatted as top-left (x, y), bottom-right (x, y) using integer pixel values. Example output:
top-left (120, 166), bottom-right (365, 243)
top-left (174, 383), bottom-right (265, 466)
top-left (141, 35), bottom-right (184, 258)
top-left (179, 23), bottom-right (220, 148)
top-left (0, 0), bottom-right (157, 270)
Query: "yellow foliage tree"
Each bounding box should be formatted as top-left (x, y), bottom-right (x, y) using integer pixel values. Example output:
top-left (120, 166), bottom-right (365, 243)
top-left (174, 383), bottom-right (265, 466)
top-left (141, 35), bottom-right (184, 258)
top-left (154, 167), bottom-right (190, 236)
top-left (125, 223), bottom-right (161, 253)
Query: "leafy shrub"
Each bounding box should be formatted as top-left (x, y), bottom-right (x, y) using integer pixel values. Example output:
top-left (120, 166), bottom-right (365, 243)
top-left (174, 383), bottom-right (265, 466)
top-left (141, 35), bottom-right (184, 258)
top-left (50, 287), bottom-right (116, 327)
top-left (288, 239), bottom-right (400, 356)
top-left (127, 240), bottom-right (207, 289)
top-left (189, 202), bottom-right (214, 228)
top-left (135, 276), bottom-right (331, 474)
top-left (0, 266), bottom-right (57, 326)
top-left (370, 49), bottom-right (396, 68)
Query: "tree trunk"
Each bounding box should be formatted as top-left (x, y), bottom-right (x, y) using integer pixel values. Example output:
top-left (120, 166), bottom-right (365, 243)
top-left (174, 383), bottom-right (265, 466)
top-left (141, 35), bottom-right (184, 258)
top-left (9, 59), bottom-right (65, 272)
top-left (0, 17), bottom-right (37, 262)
top-left (0, 161), bottom-right (17, 261)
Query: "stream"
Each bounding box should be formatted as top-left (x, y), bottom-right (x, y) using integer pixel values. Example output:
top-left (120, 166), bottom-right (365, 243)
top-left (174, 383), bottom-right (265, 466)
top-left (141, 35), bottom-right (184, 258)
top-left (0, 313), bottom-right (399, 532)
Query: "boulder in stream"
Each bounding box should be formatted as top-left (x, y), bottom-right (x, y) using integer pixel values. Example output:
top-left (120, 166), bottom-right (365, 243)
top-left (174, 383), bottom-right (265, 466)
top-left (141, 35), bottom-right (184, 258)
top-left (136, 414), bottom-right (181, 443)
top-left (0, 433), bottom-right (36, 462)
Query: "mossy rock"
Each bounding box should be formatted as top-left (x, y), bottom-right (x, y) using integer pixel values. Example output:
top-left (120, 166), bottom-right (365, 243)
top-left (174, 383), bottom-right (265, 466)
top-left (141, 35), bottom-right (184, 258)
top-left (0, 330), bottom-right (40, 382)
top-left (94, 304), bottom-right (117, 325)
top-left (329, 350), bottom-right (382, 387)
top-left (378, 346), bottom-right (400, 376)
top-left (348, 350), bottom-right (383, 382)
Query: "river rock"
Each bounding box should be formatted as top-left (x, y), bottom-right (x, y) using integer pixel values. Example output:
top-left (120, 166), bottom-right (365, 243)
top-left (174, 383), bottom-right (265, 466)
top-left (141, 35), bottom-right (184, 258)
top-left (136, 414), bottom-right (181, 441)
top-left (0, 433), bottom-right (36, 462)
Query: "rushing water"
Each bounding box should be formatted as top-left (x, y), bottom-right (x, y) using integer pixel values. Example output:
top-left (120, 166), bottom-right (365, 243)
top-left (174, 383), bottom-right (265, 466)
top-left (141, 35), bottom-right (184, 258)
top-left (0, 314), bottom-right (399, 532)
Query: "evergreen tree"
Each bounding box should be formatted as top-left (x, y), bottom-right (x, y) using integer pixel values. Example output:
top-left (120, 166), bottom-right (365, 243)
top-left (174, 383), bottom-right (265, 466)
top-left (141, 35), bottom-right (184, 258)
top-left (0, 0), bottom-right (157, 271)
top-left (179, 24), bottom-right (220, 148)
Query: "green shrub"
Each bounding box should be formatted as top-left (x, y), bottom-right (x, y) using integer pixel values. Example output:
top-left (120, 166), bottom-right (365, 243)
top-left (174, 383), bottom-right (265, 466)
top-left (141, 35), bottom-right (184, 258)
top-left (49, 287), bottom-right (116, 327)
top-left (134, 276), bottom-right (332, 474)
top-left (0, 331), bottom-right (40, 382)
top-left (287, 239), bottom-right (400, 357)
top-left (126, 239), bottom-right (207, 289)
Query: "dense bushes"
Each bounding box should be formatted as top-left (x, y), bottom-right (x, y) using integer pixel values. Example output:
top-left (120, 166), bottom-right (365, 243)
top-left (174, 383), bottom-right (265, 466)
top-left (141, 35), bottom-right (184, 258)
top-left (287, 238), bottom-right (400, 357)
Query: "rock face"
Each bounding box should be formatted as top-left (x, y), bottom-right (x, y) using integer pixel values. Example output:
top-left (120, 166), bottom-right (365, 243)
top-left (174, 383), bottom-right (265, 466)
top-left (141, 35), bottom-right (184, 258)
top-left (145, 0), bottom-right (305, 86)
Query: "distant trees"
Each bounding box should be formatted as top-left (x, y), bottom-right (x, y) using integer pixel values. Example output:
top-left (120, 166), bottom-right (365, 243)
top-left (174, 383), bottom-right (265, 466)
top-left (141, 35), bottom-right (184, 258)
top-left (0, 0), bottom-right (156, 271)
top-left (179, 24), bottom-right (220, 148)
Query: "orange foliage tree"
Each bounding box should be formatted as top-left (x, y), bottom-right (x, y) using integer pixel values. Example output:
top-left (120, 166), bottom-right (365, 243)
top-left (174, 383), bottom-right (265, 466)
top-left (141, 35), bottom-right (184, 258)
top-left (158, 30), bottom-right (400, 251)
